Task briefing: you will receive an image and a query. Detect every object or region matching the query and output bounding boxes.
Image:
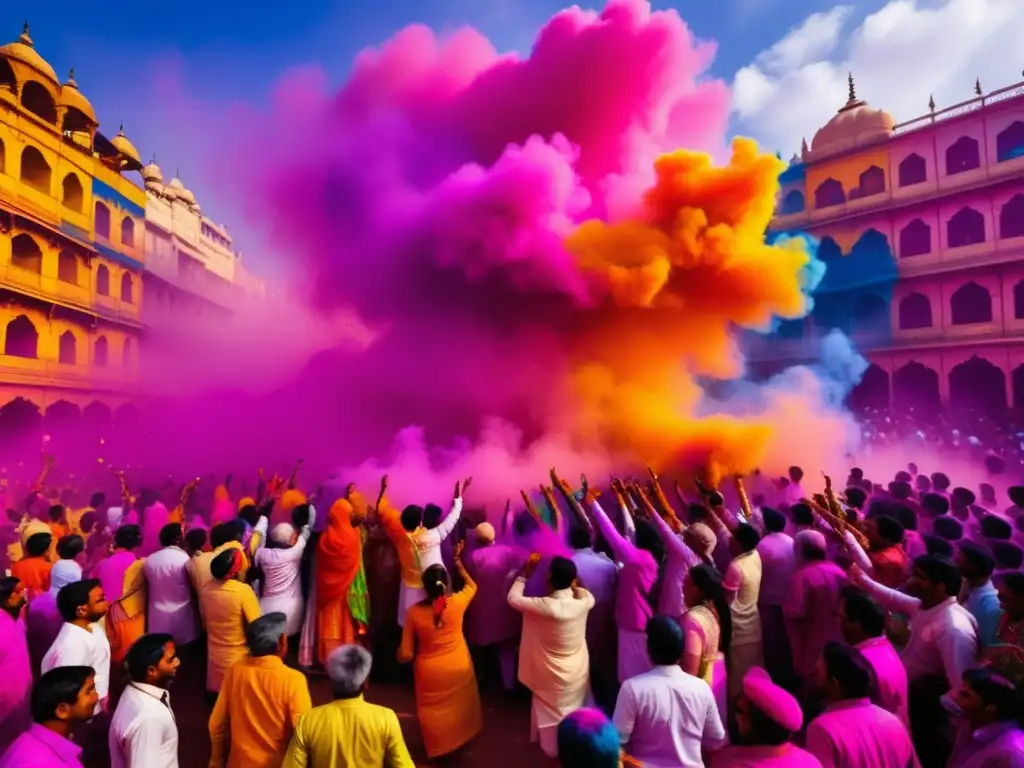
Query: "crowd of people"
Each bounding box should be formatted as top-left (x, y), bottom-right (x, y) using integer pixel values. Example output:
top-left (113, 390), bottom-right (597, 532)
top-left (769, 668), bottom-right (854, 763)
top-left (0, 442), bottom-right (1023, 768)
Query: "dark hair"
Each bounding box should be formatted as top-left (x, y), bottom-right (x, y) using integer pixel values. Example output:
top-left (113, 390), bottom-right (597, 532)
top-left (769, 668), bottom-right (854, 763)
top-left (114, 524), bottom-right (142, 550)
top-left (889, 481), bottom-right (912, 501)
top-left (894, 505), bottom-right (918, 532)
top-left (1009, 486), bottom-right (1024, 507)
top-left (915, 475), bottom-right (932, 493)
top-left (400, 505), bottom-right (423, 532)
top-left (422, 504), bottom-right (443, 530)
top-left (25, 532), bottom-right (52, 557)
top-left (844, 487), bottom-right (867, 510)
top-left (849, 467), bottom-right (864, 482)
top-left (894, 470), bottom-right (912, 483)
top-left (931, 472), bottom-right (951, 491)
top-left (993, 542), bottom-right (1024, 570)
top-left (549, 556), bottom-right (577, 591)
top-left (646, 614), bottom-right (684, 665)
top-left (89, 491), bottom-right (105, 509)
top-left (841, 587), bottom-right (885, 637)
top-left (57, 579), bottom-right (101, 622)
top-left (567, 524), bottom-right (591, 550)
top-left (922, 493), bottom-right (951, 516)
top-left (1001, 572), bottom-right (1024, 596)
top-left (923, 535), bottom-right (955, 558)
top-left (689, 563), bottom-right (732, 653)
top-left (981, 516), bottom-right (1013, 541)
top-left (790, 503), bottom-right (813, 527)
top-left (0, 576), bottom-right (20, 605)
top-left (788, 466), bottom-right (804, 483)
top-left (762, 507), bottom-right (786, 533)
top-left (963, 668), bottom-right (1020, 721)
top-left (125, 633), bottom-right (174, 682)
top-left (159, 523), bottom-right (183, 548)
top-left (48, 505), bottom-right (64, 523)
top-left (31, 666), bottom-right (94, 723)
top-left (222, 519), bottom-right (246, 544)
top-left (958, 541), bottom-right (996, 579)
top-left (185, 528), bottom-right (207, 552)
top-left (634, 519), bottom-right (665, 564)
top-left (933, 516), bottom-right (963, 541)
top-left (688, 503), bottom-right (710, 523)
top-left (209, 523), bottom-right (231, 549)
top-left (985, 455), bottom-right (1006, 475)
top-left (238, 505), bottom-right (260, 528)
top-left (422, 564), bottom-right (448, 602)
top-left (874, 515), bottom-right (905, 546)
top-left (56, 534), bottom-right (84, 560)
top-left (734, 523), bottom-right (760, 553)
top-left (210, 548), bottom-right (239, 580)
top-left (952, 487), bottom-right (977, 507)
top-left (291, 503), bottom-right (311, 530)
top-left (822, 641), bottom-right (877, 700)
top-left (79, 511), bottom-right (97, 534)
top-left (980, 483), bottom-right (997, 504)
top-left (913, 555), bottom-right (962, 597)
top-left (557, 709), bottom-right (621, 768)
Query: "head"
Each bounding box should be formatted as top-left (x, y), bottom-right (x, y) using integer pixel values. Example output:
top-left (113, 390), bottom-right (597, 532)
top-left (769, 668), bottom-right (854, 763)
top-left (645, 614), bottom-right (684, 666)
top-left (474, 522), bottom-right (496, 546)
top-left (548, 556), bottom-right (577, 592)
top-left (790, 503), bottom-right (814, 527)
top-left (923, 534), bottom-right (955, 558)
top-left (238, 504), bottom-right (260, 528)
top-left (981, 515), bottom-right (1013, 541)
top-left (158, 523), bottom-right (183, 549)
top-left (89, 491), bottom-right (105, 509)
top-left (567, 523), bottom-right (591, 550)
top-left (270, 522), bottom-right (298, 548)
top-left (326, 644), bottom-right (373, 699)
top-left (422, 503), bottom-right (443, 530)
top-left (867, 515), bottom-right (905, 549)
top-left (47, 504), bottom-right (65, 524)
top-left (57, 579), bottom-right (108, 624)
top-left (993, 541), bottom-right (1024, 572)
top-left (399, 505), bottom-right (423, 532)
top-left (0, 576), bottom-right (25, 616)
top-left (817, 641), bottom-right (877, 703)
top-left (25, 532), bottom-right (53, 558)
top-left (184, 528), bottom-right (207, 555)
top-left (844, 487), bottom-right (867, 510)
top-left (246, 612), bottom-right (288, 659)
top-left (113, 524), bottom-right (142, 551)
top-left (946, 668), bottom-right (1021, 729)
top-left (894, 470), bottom-right (912, 484)
top-left (78, 511), bottom-right (97, 535)
top-left (683, 522), bottom-right (717, 563)
top-left (210, 548), bottom-right (245, 582)
top-left (761, 507), bottom-right (786, 534)
top-left (932, 472), bottom-right (951, 492)
top-left (688, 503), bottom-right (711, 524)
top-left (894, 505), bottom-right (918, 533)
top-left (794, 529), bottom-right (827, 566)
top-left (125, 633), bottom-right (179, 687)
top-left (952, 487), bottom-right (977, 512)
top-left (736, 668), bottom-right (803, 746)
top-left (838, 587), bottom-right (886, 645)
top-left (633, 519), bottom-right (665, 564)
top-left (889, 481), bottom-right (912, 501)
top-left (422, 564), bottom-right (449, 602)
top-left (922, 492), bottom-right (951, 517)
top-left (56, 534), bottom-right (84, 562)
top-left (933, 515), bottom-right (963, 542)
top-left (997, 572), bottom-right (1024, 620)
top-left (1009, 486), bottom-right (1024, 508)
top-left (915, 474), bottom-right (932, 494)
top-left (980, 483), bottom-right (997, 506)
top-left (957, 541), bottom-right (996, 584)
top-left (848, 467), bottom-right (864, 483)
top-left (209, 523), bottom-right (232, 549)
top-left (729, 524), bottom-right (760, 558)
top-left (683, 563), bottom-right (733, 652)
top-left (32, 667), bottom-right (98, 729)
top-left (222, 519), bottom-right (246, 544)
top-left (906, 555), bottom-right (962, 608)
top-left (557, 708), bottom-right (621, 768)
top-left (788, 466), bottom-right (804, 484)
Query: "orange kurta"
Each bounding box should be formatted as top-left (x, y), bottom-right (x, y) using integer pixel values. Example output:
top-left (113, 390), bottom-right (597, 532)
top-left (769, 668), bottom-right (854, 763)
top-left (10, 556), bottom-right (51, 600)
top-left (315, 497), bottom-right (368, 665)
top-left (398, 579), bottom-right (482, 758)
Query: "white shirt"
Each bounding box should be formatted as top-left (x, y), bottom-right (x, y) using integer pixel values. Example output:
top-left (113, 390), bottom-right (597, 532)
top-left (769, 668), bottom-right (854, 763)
top-left (144, 546), bottom-right (198, 646)
top-left (41, 621), bottom-right (111, 711)
top-left (416, 498), bottom-right (463, 571)
top-left (255, 509), bottom-right (315, 637)
top-left (109, 682), bottom-right (178, 768)
top-left (724, 550), bottom-right (763, 647)
top-left (612, 665), bottom-right (727, 768)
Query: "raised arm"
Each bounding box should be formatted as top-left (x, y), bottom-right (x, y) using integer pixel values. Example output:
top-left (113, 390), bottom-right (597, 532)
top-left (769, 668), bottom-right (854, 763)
top-left (584, 475), bottom-right (632, 563)
top-left (552, 468), bottom-right (594, 538)
top-left (434, 478), bottom-right (468, 542)
top-left (539, 484), bottom-right (562, 532)
top-left (851, 567), bottom-right (921, 617)
top-left (507, 555), bottom-right (555, 616)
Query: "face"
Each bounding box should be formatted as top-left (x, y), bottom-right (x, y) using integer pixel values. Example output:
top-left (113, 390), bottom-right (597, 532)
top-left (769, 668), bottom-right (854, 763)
top-left (82, 586), bottom-right (110, 622)
top-left (151, 642), bottom-right (180, 684)
top-left (906, 567), bottom-right (938, 602)
top-left (948, 680), bottom-right (985, 720)
top-left (955, 551), bottom-right (975, 580)
top-left (998, 582), bottom-right (1024, 618)
top-left (57, 675), bottom-right (99, 722)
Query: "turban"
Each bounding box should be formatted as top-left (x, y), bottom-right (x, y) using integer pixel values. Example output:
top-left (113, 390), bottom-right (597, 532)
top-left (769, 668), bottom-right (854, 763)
top-left (20, 519), bottom-right (51, 549)
top-left (279, 489), bottom-right (307, 514)
top-left (211, 547), bottom-right (245, 581)
top-left (743, 667), bottom-right (803, 732)
top-left (237, 497), bottom-right (256, 511)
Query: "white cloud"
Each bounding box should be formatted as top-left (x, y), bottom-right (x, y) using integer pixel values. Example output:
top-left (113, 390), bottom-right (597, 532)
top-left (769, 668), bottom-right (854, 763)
top-left (731, 0), bottom-right (1024, 156)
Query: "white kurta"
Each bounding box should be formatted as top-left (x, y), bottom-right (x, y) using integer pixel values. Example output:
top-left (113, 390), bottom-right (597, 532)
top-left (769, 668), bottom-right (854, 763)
top-left (255, 510), bottom-right (316, 637)
top-left (508, 577), bottom-right (595, 757)
top-left (144, 546), bottom-right (198, 646)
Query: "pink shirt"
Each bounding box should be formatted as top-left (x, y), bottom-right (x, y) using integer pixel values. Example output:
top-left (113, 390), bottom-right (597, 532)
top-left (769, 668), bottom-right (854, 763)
top-left (856, 636), bottom-right (909, 728)
top-left (783, 561), bottom-right (847, 682)
top-left (94, 551), bottom-right (136, 603)
top-left (710, 743), bottom-right (822, 767)
top-left (756, 532), bottom-right (795, 607)
top-left (0, 612), bottom-right (32, 756)
top-left (464, 543), bottom-right (522, 647)
top-left (0, 723), bottom-right (82, 767)
top-left (805, 699), bottom-right (917, 768)
top-left (590, 501), bottom-right (658, 633)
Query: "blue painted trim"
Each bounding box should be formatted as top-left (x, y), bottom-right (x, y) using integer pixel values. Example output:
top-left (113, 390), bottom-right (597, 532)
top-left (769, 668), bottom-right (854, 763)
top-left (91, 178), bottom-right (145, 217)
top-left (59, 221), bottom-right (91, 243)
top-left (94, 241), bottom-right (143, 270)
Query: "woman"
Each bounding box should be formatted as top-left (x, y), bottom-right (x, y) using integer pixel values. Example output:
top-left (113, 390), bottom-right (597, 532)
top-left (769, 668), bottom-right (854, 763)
top-left (94, 524), bottom-right (146, 663)
top-left (312, 489), bottom-right (369, 665)
top-left (398, 545), bottom-right (482, 759)
top-left (682, 563), bottom-right (731, 724)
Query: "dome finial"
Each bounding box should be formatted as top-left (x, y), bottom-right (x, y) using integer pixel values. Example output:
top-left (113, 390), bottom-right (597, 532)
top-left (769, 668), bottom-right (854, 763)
top-left (975, 77), bottom-right (982, 97)
top-left (19, 20), bottom-right (33, 47)
top-left (929, 94), bottom-right (935, 112)
top-left (848, 71), bottom-right (856, 102)
top-left (118, 122), bottom-right (125, 135)
top-left (66, 67), bottom-right (77, 87)
top-left (838, 71), bottom-right (866, 113)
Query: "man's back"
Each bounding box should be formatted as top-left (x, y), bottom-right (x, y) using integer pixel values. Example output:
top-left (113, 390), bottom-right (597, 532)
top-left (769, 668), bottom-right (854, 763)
top-left (283, 697), bottom-right (414, 768)
top-left (805, 699), bottom-right (915, 768)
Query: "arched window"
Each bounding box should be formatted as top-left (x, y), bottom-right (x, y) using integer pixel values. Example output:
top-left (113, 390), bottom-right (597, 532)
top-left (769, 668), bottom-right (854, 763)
top-left (1014, 280), bottom-right (1024, 319)
top-left (4, 315), bottom-right (38, 359)
top-left (96, 264), bottom-right (110, 296)
top-left (856, 166), bottom-right (885, 198)
top-left (58, 331), bottom-right (76, 364)
top-left (10, 233), bottom-right (42, 274)
top-left (898, 153), bottom-right (927, 187)
top-left (950, 281), bottom-right (993, 325)
top-left (94, 202), bottom-right (111, 239)
top-left (120, 273), bottom-right (134, 303)
top-left (898, 293), bottom-right (933, 329)
top-left (121, 217), bottom-right (135, 248)
top-left (20, 81), bottom-right (56, 124)
top-left (997, 121), bottom-right (1024, 163)
top-left (94, 336), bottom-right (109, 367)
top-left (19, 146), bottom-right (51, 193)
top-left (1000, 194), bottom-right (1024, 239)
top-left (814, 178), bottom-right (845, 209)
top-left (779, 189), bottom-right (805, 215)
top-left (57, 249), bottom-right (78, 285)
top-left (122, 338), bottom-right (132, 367)
top-left (947, 207), bottom-right (986, 248)
top-left (61, 174), bottom-right (83, 212)
top-left (0, 58), bottom-right (14, 93)
top-left (946, 136), bottom-right (981, 175)
top-left (899, 219), bottom-right (932, 258)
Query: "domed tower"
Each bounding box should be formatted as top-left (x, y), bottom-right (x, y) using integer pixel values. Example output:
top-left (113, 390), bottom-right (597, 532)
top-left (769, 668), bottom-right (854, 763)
top-left (0, 22), bottom-right (60, 125)
top-left (141, 155), bottom-right (164, 193)
top-left (110, 124), bottom-right (143, 172)
top-left (805, 73), bottom-right (895, 162)
top-left (58, 68), bottom-right (97, 149)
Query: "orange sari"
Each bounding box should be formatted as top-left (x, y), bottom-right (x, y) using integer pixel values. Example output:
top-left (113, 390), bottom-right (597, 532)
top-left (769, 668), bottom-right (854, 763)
top-left (315, 496), bottom-right (368, 664)
top-left (106, 558), bottom-right (147, 663)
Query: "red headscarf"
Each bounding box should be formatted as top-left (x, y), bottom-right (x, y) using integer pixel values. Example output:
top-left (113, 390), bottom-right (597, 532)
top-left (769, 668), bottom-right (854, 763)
top-left (316, 498), bottom-right (362, 607)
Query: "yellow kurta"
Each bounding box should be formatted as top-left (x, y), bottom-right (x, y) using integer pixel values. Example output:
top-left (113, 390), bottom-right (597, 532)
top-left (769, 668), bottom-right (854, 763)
top-left (199, 578), bottom-right (262, 692)
top-left (282, 697), bottom-right (414, 768)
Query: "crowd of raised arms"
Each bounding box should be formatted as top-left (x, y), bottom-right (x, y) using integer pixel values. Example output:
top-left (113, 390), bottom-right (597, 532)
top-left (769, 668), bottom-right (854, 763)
top-left (1, 443), bottom-right (1023, 768)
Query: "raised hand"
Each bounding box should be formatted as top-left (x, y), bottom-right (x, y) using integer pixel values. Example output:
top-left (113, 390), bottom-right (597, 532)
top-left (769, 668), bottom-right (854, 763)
top-left (454, 540), bottom-right (465, 563)
top-left (380, 474), bottom-right (389, 495)
top-left (463, 477), bottom-right (473, 493)
top-left (580, 473), bottom-right (590, 496)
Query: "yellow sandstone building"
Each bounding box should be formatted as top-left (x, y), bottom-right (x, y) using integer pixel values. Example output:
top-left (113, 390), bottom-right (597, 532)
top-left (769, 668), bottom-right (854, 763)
top-left (0, 23), bottom-right (146, 431)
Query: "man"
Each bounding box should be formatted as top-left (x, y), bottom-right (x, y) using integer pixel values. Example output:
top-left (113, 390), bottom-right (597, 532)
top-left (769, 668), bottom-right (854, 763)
top-left (463, 522), bottom-right (522, 692)
top-left (861, 515), bottom-right (909, 589)
top-left (956, 541), bottom-right (1001, 650)
top-left (0, 666), bottom-right (98, 768)
top-left (613, 615), bottom-right (726, 767)
top-left (995, 572), bottom-right (1024, 645)
top-left (199, 548), bottom-right (262, 697)
top-left (210, 612), bottom-right (311, 767)
top-left (756, 507), bottom-right (796, 685)
top-left (508, 554), bottom-right (595, 758)
top-left (109, 633), bottom-right (180, 768)
top-left (723, 524), bottom-right (764, 702)
top-left (710, 667), bottom-right (820, 767)
top-left (946, 668), bottom-right (1024, 766)
top-left (283, 644), bottom-right (413, 767)
top-left (0, 577), bottom-right (30, 756)
top-left (805, 642), bottom-right (916, 768)
top-left (41, 579), bottom-right (111, 714)
top-left (255, 506), bottom-right (317, 640)
top-left (837, 588), bottom-right (908, 727)
top-left (10, 531), bottom-right (52, 600)
top-left (144, 524), bottom-right (199, 647)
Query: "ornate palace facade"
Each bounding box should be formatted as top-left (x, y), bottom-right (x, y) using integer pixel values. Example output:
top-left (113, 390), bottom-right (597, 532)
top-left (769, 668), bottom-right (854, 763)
top-left (765, 74), bottom-right (1024, 414)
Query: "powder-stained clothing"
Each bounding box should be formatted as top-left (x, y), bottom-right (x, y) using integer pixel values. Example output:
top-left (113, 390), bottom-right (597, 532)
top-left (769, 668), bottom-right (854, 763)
top-left (805, 698), bottom-right (917, 768)
top-left (0, 610), bottom-right (31, 757)
top-left (282, 697), bottom-right (414, 768)
top-left (198, 579), bottom-right (262, 692)
top-left (724, 549), bottom-right (764, 700)
top-left (783, 560), bottom-right (848, 685)
top-left (10, 556), bottom-right (51, 600)
top-left (209, 655), bottom-right (312, 768)
top-left (710, 743), bottom-right (823, 767)
top-left (855, 636), bottom-right (909, 728)
top-left (464, 543), bottom-right (521, 647)
top-left (0, 722), bottom-right (83, 768)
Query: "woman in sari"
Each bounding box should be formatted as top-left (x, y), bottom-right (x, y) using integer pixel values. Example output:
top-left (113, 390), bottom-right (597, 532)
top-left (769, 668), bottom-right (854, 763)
top-left (681, 563), bottom-right (731, 725)
top-left (398, 543), bottom-right (482, 759)
top-left (313, 487), bottom-right (369, 665)
top-left (94, 524), bottom-right (147, 664)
